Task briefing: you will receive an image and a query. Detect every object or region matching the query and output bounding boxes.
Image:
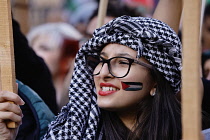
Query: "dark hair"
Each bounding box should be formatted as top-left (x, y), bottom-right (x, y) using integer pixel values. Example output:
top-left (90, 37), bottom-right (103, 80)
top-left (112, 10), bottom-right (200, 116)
top-left (99, 68), bottom-right (182, 140)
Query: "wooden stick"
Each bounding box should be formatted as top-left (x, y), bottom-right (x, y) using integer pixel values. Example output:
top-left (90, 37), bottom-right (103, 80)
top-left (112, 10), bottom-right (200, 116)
top-left (0, 0), bottom-right (17, 128)
top-left (182, 0), bottom-right (202, 139)
top-left (96, 0), bottom-right (108, 28)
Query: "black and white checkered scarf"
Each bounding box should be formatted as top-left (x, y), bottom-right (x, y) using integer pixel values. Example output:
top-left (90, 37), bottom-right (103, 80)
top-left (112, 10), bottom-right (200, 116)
top-left (43, 16), bottom-right (182, 140)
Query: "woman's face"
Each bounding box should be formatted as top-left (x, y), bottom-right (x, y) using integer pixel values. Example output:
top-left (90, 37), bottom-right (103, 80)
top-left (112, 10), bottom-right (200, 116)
top-left (94, 43), bottom-right (155, 113)
top-left (31, 34), bottom-right (61, 76)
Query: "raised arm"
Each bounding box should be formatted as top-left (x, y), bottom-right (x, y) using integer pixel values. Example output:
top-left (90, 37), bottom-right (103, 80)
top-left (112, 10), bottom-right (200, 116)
top-left (153, 0), bottom-right (183, 34)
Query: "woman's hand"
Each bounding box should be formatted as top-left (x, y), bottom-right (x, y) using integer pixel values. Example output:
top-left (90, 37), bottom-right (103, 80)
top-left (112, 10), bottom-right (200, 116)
top-left (0, 91), bottom-right (25, 140)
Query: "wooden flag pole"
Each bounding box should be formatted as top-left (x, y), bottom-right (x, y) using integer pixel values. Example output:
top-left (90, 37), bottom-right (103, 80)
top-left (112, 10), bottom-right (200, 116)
top-left (0, 0), bottom-right (17, 128)
top-left (182, 0), bottom-right (202, 139)
top-left (96, 0), bottom-right (108, 28)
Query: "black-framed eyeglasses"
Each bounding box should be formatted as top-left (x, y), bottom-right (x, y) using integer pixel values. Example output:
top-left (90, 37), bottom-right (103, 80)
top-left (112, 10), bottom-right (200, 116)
top-left (85, 55), bottom-right (153, 78)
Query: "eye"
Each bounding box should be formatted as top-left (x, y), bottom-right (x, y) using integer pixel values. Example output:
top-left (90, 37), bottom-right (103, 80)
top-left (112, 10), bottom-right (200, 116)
top-left (119, 60), bottom-right (129, 65)
top-left (117, 58), bottom-right (130, 65)
top-left (39, 45), bottom-right (51, 51)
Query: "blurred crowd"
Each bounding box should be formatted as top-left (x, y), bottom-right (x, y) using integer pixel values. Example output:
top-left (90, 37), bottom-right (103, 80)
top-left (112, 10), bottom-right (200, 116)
top-left (12, 0), bottom-right (158, 33)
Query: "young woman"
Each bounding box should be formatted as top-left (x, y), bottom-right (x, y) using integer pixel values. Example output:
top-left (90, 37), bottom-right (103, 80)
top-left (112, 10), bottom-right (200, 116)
top-left (42, 15), bottom-right (182, 140)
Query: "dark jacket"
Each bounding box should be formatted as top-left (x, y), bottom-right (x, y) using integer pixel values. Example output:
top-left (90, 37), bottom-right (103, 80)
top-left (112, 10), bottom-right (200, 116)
top-left (202, 78), bottom-right (210, 115)
top-left (16, 80), bottom-right (55, 140)
top-left (13, 18), bottom-right (58, 114)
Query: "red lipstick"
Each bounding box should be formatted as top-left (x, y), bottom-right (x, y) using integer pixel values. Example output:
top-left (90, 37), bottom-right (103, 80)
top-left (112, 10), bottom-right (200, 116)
top-left (98, 83), bottom-right (119, 96)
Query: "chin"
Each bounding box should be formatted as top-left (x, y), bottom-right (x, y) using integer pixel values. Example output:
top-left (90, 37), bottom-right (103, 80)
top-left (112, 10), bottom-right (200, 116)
top-left (97, 101), bottom-right (116, 111)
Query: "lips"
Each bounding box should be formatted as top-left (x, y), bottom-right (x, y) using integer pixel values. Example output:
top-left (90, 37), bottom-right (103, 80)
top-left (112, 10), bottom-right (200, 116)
top-left (98, 83), bottom-right (119, 96)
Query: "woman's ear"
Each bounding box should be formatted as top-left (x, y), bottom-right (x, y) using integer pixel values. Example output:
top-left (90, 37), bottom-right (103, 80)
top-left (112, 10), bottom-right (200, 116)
top-left (150, 85), bottom-right (157, 96)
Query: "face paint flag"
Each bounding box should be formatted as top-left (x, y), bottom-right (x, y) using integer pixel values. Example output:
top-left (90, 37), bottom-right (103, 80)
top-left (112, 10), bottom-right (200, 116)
top-left (121, 82), bottom-right (143, 91)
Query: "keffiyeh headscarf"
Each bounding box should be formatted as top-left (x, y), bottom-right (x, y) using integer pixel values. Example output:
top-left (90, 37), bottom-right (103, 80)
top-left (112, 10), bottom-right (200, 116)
top-left (43, 16), bottom-right (182, 140)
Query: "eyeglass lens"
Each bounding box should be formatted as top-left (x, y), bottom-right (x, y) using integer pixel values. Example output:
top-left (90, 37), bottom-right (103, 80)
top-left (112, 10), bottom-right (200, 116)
top-left (86, 55), bottom-right (131, 78)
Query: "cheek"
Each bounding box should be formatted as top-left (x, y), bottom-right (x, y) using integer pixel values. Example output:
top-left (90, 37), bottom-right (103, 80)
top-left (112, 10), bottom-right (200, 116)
top-left (43, 51), bottom-right (60, 65)
top-left (124, 68), bottom-right (154, 93)
top-left (127, 67), bottom-right (151, 83)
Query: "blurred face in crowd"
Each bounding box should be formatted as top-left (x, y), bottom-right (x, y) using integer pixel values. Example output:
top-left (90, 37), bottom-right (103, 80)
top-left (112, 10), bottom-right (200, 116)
top-left (31, 34), bottom-right (61, 76)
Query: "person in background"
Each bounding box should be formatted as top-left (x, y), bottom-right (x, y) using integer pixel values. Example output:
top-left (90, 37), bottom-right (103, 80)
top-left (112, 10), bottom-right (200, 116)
top-left (13, 19), bottom-right (58, 114)
top-left (202, 50), bottom-right (210, 80)
top-left (201, 50), bottom-right (210, 117)
top-left (27, 23), bottom-right (83, 110)
top-left (200, 4), bottom-right (210, 121)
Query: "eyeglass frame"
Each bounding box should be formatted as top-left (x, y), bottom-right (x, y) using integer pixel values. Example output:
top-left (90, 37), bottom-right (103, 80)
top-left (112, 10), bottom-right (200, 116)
top-left (85, 55), bottom-right (153, 78)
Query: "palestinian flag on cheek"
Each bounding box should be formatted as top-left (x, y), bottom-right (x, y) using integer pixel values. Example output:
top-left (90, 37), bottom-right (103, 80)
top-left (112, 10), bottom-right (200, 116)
top-left (121, 82), bottom-right (143, 91)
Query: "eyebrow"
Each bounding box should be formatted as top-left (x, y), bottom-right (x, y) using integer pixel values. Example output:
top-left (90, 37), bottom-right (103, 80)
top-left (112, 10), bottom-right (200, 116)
top-left (100, 52), bottom-right (134, 58)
